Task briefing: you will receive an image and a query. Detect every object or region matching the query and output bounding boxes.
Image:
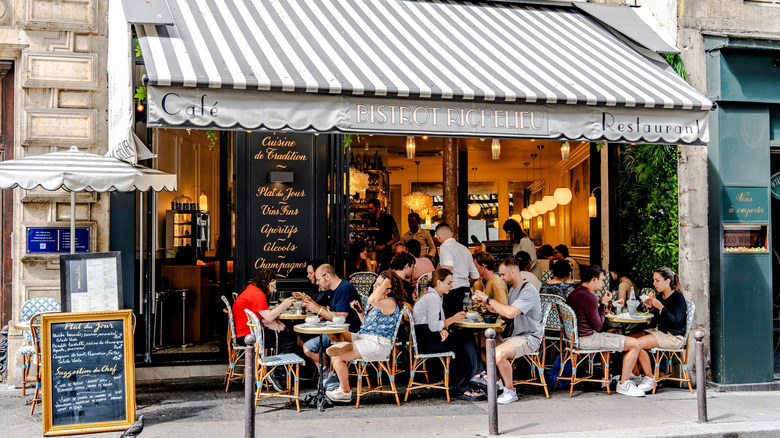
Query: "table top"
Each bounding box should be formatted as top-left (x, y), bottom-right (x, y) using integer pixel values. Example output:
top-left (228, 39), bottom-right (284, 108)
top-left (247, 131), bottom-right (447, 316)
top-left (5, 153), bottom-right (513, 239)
top-left (13, 321), bottom-right (30, 331)
top-left (606, 312), bottom-right (653, 323)
top-left (454, 319), bottom-right (505, 329)
top-left (278, 312), bottom-right (313, 320)
top-left (294, 323), bottom-right (349, 335)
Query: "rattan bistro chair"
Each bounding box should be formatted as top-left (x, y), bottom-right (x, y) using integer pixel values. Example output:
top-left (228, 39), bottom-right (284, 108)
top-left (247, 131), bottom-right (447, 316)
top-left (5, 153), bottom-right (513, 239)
top-left (404, 303), bottom-right (455, 402)
top-left (557, 302), bottom-right (613, 397)
top-left (539, 294), bottom-right (566, 369)
top-left (221, 295), bottom-right (247, 391)
top-left (19, 297), bottom-right (60, 396)
top-left (650, 300), bottom-right (695, 394)
top-left (351, 311), bottom-right (404, 408)
top-left (350, 271), bottom-right (378, 310)
top-left (244, 310), bottom-right (305, 412)
top-left (510, 301), bottom-right (551, 398)
top-left (415, 272), bottom-right (431, 300)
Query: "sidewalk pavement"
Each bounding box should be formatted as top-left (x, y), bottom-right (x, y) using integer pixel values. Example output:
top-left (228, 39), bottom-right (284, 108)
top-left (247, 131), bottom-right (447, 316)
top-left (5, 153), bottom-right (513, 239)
top-left (3, 377), bottom-right (780, 438)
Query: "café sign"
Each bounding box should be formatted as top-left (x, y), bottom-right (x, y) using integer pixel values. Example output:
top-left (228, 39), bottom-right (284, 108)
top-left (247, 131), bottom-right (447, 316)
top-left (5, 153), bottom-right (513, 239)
top-left (721, 187), bottom-right (768, 222)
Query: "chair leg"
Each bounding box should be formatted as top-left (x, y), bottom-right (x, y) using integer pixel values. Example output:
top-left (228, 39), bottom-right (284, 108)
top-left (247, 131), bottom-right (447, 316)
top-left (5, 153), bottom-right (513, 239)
top-left (356, 362), bottom-right (364, 409)
top-left (568, 353), bottom-right (577, 397)
top-left (294, 364), bottom-right (301, 412)
top-left (602, 352), bottom-right (611, 395)
top-left (652, 352), bottom-right (661, 394)
top-left (444, 356), bottom-right (451, 402)
top-left (405, 357), bottom-right (419, 402)
top-left (386, 362), bottom-right (400, 406)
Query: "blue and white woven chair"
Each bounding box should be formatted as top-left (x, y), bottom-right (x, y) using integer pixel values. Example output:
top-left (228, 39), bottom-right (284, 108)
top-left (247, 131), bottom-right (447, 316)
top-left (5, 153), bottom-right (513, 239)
top-left (557, 302), bottom-right (614, 397)
top-left (415, 272), bottom-right (431, 301)
top-left (349, 271), bottom-right (378, 311)
top-left (650, 300), bottom-right (695, 394)
top-left (539, 294), bottom-right (566, 369)
top-left (221, 295), bottom-right (247, 391)
top-left (511, 301), bottom-right (551, 398)
top-left (244, 309), bottom-right (305, 411)
top-left (542, 270), bottom-right (553, 283)
top-left (404, 303), bottom-right (455, 402)
top-left (19, 297), bottom-right (60, 396)
top-left (351, 309), bottom-right (404, 408)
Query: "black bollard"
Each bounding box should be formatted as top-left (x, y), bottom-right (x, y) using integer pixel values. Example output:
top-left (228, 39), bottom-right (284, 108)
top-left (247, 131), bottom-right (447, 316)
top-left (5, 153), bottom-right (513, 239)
top-left (244, 334), bottom-right (256, 438)
top-left (485, 328), bottom-right (498, 435)
top-left (694, 331), bottom-right (707, 423)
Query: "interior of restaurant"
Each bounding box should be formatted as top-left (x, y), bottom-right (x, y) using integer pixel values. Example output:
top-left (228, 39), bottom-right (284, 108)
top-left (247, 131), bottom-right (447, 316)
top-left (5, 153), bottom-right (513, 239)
top-left (140, 128), bottom-right (594, 363)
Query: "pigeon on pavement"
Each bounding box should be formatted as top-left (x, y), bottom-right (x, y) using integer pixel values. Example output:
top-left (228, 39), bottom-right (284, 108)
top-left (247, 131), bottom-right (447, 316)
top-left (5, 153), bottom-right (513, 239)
top-left (120, 415), bottom-right (144, 437)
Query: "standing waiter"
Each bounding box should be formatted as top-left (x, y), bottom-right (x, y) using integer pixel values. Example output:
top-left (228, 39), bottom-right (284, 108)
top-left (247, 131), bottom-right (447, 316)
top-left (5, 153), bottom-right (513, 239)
top-left (364, 198), bottom-right (399, 272)
top-left (435, 223), bottom-right (479, 317)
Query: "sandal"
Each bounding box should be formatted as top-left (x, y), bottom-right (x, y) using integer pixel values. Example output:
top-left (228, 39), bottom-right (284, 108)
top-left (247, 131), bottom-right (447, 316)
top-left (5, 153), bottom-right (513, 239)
top-left (456, 389), bottom-right (487, 402)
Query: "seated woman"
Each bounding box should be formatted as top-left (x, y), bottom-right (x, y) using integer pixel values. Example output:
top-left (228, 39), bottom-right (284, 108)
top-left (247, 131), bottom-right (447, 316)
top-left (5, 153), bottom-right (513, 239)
top-left (540, 259), bottom-right (575, 299)
top-left (609, 264), bottom-right (638, 303)
top-left (413, 268), bottom-right (487, 401)
top-left (232, 270), bottom-right (297, 391)
top-left (629, 267), bottom-right (688, 393)
top-left (553, 244), bottom-right (580, 282)
top-left (324, 270), bottom-right (405, 403)
top-left (305, 259), bottom-right (331, 307)
top-left (536, 244), bottom-right (555, 273)
top-left (346, 241), bottom-right (373, 277)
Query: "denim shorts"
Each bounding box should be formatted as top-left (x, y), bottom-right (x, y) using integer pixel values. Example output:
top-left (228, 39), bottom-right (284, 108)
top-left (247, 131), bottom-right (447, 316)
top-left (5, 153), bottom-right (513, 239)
top-left (304, 335), bottom-right (332, 353)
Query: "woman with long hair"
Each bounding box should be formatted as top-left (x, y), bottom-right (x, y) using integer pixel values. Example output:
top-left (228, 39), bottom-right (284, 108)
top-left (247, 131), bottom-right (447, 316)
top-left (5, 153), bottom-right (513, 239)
top-left (324, 270), bottom-right (406, 403)
top-left (347, 241), bottom-right (372, 277)
top-left (553, 244), bottom-right (580, 282)
top-left (412, 268), bottom-right (487, 401)
top-left (629, 267), bottom-right (688, 393)
top-left (503, 219), bottom-right (540, 280)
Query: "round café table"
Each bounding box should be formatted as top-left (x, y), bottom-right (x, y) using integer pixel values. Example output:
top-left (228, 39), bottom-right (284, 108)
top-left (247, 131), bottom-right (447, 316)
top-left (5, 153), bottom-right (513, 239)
top-left (277, 312), bottom-right (311, 320)
top-left (605, 312), bottom-right (652, 335)
top-left (454, 320), bottom-right (505, 329)
top-left (294, 323), bottom-right (349, 411)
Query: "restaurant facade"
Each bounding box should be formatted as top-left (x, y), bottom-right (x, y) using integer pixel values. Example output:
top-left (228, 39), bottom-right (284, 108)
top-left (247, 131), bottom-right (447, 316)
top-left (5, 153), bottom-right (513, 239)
top-left (16, 0), bottom-right (779, 390)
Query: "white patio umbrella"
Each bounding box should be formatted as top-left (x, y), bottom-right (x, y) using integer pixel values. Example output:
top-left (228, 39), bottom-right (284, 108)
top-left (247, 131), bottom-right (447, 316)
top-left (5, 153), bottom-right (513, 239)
top-left (0, 145), bottom-right (176, 253)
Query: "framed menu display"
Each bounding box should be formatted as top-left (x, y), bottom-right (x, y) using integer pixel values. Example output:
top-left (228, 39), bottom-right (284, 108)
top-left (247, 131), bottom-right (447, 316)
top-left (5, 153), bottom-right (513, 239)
top-left (41, 310), bottom-right (136, 436)
top-left (59, 252), bottom-right (123, 312)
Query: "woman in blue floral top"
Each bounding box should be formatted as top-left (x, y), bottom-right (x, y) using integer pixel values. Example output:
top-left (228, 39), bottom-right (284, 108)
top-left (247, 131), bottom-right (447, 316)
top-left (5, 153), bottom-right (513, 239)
top-left (325, 270), bottom-right (405, 403)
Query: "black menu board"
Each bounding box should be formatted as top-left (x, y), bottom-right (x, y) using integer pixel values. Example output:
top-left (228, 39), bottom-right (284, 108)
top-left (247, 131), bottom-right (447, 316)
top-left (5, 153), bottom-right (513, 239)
top-left (245, 133), bottom-right (315, 280)
top-left (42, 310), bottom-right (136, 436)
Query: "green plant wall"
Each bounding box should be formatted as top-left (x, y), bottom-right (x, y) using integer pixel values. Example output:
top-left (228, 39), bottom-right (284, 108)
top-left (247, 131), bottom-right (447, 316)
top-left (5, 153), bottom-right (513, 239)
top-left (617, 144), bottom-right (679, 287)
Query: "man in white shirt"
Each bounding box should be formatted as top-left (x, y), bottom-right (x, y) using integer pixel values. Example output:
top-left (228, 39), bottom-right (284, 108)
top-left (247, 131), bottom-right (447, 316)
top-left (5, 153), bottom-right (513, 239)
top-left (435, 223), bottom-right (479, 317)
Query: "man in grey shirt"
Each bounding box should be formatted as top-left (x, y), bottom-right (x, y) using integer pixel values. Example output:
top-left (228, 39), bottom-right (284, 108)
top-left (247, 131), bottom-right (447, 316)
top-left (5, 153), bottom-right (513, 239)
top-left (472, 256), bottom-right (542, 405)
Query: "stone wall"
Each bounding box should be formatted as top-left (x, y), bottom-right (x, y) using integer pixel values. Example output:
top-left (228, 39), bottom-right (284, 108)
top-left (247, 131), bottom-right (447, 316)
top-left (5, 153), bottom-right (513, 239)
top-left (3, 0), bottom-right (108, 386)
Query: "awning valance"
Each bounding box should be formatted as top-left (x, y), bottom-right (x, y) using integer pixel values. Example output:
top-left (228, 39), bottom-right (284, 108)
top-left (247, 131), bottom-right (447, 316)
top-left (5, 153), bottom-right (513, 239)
top-left (136, 0), bottom-right (711, 144)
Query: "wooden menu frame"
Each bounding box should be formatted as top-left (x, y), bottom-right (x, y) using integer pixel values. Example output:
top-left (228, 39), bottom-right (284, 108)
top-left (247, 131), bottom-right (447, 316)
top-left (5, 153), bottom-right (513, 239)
top-left (41, 310), bottom-right (136, 436)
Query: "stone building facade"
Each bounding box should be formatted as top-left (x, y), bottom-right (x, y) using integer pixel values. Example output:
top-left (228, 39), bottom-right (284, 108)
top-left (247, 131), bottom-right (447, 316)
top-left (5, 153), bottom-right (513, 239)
top-left (3, 0), bottom-right (109, 385)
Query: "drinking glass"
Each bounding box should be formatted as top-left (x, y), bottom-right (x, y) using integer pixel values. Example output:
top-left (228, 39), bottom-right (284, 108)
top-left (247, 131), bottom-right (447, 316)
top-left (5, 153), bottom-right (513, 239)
top-left (293, 300), bottom-right (303, 315)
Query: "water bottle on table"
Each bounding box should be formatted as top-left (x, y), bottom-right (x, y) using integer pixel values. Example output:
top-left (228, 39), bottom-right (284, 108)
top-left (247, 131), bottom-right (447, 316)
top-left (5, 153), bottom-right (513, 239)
top-left (627, 287), bottom-right (639, 317)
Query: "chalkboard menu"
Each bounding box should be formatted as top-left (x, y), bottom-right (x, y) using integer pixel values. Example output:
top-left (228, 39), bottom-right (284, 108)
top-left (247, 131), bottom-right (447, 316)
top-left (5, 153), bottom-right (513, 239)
top-left (483, 240), bottom-right (515, 263)
top-left (244, 133), bottom-right (315, 280)
top-left (42, 310), bottom-right (136, 436)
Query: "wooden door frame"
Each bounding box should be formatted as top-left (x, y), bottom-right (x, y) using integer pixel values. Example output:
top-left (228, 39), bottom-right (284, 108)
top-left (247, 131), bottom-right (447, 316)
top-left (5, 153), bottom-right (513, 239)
top-left (0, 61), bottom-right (13, 327)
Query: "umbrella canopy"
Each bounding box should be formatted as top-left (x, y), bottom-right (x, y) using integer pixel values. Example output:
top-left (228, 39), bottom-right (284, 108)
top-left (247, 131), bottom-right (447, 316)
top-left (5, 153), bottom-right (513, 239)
top-left (0, 146), bottom-right (176, 192)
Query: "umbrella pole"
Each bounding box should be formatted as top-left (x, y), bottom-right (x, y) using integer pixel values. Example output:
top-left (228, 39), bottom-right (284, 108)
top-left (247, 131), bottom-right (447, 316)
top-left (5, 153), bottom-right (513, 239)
top-left (70, 191), bottom-right (75, 254)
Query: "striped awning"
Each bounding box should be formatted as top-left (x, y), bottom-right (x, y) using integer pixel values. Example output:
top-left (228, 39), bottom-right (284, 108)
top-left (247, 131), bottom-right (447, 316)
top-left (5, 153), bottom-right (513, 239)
top-left (135, 0), bottom-right (712, 144)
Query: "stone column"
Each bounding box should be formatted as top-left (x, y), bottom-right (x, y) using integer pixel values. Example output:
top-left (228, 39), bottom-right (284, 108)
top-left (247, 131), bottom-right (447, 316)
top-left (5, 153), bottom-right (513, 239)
top-left (442, 137), bottom-right (458, 236)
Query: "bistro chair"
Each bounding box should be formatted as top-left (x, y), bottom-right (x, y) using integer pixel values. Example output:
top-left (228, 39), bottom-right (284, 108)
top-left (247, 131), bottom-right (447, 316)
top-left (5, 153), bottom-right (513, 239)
top-left (510, 302), bottom-right (551, 398)
top-left (650, 300), bottom-right (695, 394)
top-left (351, 311), bottom-right (404, 408)
top-left (28, 312), bottom-right (52, 415)
top-left (221, 295), bottom-right (247, 391)
top-left (18, 297), bottom-right (60, 396)
top-left (557, 302), bottom-right (613, 397)
top-left (542, 270), bottom-right (553, 283)
top-left (404, 303), bottom-right (454, 402)
top-left (349, 271), bottom-right (378, 310)
top-left (539, 294), bottom-right (566, 369)
top-left (243, 310), bottom-right (305, 412)
top-left (415, 272), bottom-right (431, 300)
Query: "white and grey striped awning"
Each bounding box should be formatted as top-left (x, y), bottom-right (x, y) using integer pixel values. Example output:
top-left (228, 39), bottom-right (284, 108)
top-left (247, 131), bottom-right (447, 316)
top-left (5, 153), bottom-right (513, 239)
top-left (135, 0), bottom-right (712, 144)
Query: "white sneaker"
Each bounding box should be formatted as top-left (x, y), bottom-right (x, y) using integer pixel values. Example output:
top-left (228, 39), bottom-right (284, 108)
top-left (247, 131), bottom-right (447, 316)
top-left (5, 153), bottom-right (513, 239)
top-left (325, 386), bottom-right (353, 403)
top-left (629, 373), bottom-right (643, 384)
top-left (637, 376), bottom-right (655, 393)
top-left (616, 380), bottom-right (645, 397)
top-left (496, 389), bottom-right (518, 405)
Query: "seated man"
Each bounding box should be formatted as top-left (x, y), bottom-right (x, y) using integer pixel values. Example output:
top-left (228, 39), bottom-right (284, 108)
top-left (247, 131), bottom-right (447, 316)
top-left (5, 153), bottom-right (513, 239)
top-left (407, 239), bottom-right (434, 289)
top-left (566, 265), bottom-right (649, 397)
top-left (391, 252), bottom-right (416, 303)
top-left (472, 257), bottom-right (543, 405)
top-left (473, 251), bottom-right (508, 305)
top-left (301, 264), bottom-right (361, 369)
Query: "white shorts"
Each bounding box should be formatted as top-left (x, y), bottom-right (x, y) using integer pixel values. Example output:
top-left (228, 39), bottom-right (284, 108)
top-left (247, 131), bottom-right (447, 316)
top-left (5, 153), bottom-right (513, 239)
top-left (578, 332), bottom-right (625, 351)
top-left (645, 329), bottom-right (685, 350)
top-left (352, 333), bottom-right (393, 362)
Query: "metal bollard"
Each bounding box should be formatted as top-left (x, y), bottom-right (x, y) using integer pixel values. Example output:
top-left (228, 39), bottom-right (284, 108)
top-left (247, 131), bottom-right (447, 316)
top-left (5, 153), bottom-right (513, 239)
top-left (244, 334), bottom-right (256, 438)
top-left (485, 328), bottom-right (498, 436)
top-left (694, 331), bottom-right (707, 423)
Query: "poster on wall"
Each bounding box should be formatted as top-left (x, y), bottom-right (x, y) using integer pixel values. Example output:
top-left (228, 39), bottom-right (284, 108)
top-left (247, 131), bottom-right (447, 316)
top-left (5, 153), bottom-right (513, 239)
top-left (246, 133), bottom-right (315, 281)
